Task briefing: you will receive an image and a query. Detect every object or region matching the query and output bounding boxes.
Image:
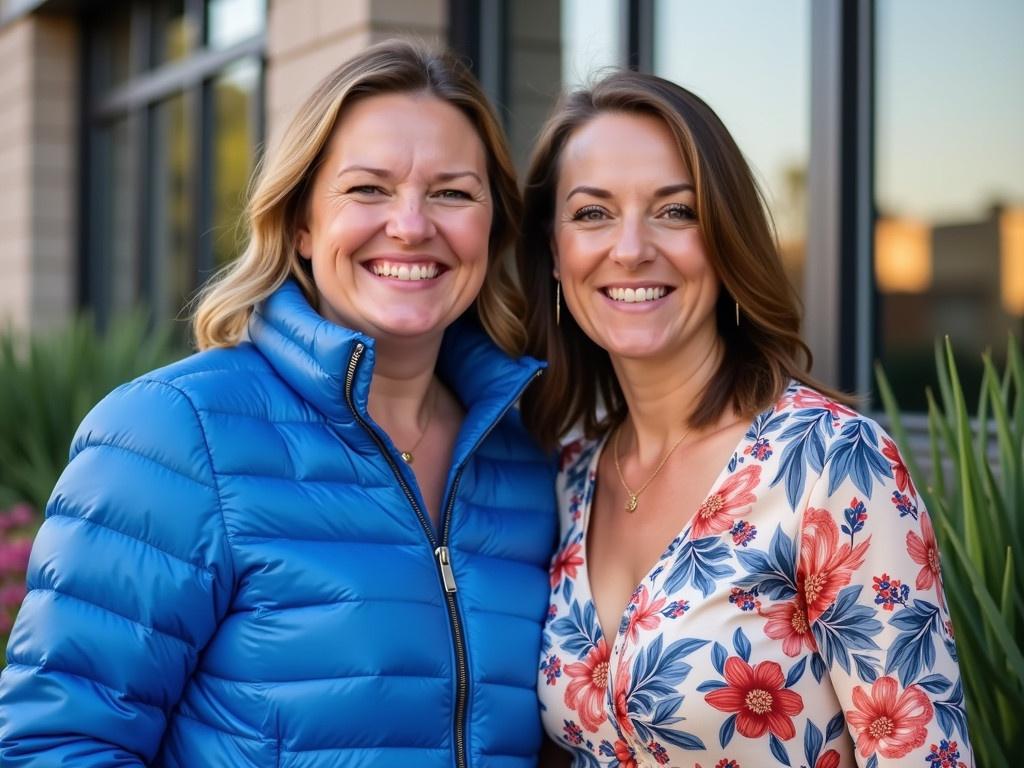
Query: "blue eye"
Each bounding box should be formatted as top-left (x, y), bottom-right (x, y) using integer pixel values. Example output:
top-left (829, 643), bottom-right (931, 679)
top-left (572, 205), bottom-right (607, 222)
top-left (435, 189), bottom-right (472, 200)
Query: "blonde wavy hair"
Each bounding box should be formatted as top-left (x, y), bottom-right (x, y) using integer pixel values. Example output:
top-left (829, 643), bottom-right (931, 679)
top-left (193, 39), bottom-right (527, 356)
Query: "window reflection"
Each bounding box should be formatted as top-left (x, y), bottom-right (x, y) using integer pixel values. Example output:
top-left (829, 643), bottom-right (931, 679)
top-left (874, 0), bottom-right (1024, 410)
top-left (652, 0), bottom-right (811, 301)
top-left (212, 59), bottom-right (260, 268)
top-left (207, 0), bottom-right (265, 49)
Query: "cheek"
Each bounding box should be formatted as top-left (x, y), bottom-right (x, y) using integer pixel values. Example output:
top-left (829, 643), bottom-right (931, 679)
top-left (443, 207), bottom-right (493, 263)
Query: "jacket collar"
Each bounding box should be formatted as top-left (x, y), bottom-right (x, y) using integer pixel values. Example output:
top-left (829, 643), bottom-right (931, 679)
top-left (249, 280), bottom-right (543, 463)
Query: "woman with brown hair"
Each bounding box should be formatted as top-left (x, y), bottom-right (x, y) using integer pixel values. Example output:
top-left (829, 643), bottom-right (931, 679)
top-left (0, 40), bottom-right (555, 767)
top-left (523, 72), bottom-right (971, 767)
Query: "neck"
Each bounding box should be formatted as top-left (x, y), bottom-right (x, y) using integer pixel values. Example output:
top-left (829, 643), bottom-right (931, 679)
top-left (366, 334), bottom-right (444, 433)
top-left (611, 327), bottom-right (724, 465)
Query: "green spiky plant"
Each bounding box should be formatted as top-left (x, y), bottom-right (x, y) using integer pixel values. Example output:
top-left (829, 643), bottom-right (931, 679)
top-left (876, 336), bottom-right (1023, 767)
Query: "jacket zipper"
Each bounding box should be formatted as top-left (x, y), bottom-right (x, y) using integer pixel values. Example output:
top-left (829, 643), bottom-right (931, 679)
top-left (345, 342), bottom-right (541, 768)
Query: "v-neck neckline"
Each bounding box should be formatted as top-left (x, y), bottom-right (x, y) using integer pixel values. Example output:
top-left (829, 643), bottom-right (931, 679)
top-left (577, 418), bottom-right (753, 649)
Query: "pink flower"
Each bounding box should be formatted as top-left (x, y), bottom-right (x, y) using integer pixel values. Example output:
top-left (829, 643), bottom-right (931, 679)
top-left (691, 465), bottom-right (761, 539)
top-left (705, 657), bottom-right (804, 740)
top-left (906, 513), bottom-right (945, 609)
top-left (846, 676), bottom-right (933, 759)
top-left (0, 583), bottom-right (26, 609)
top-left (0, 538), bottom-right (32, 575)
top-left (624, 585), bottom-right (665, 643)
top-left (563, 639), bottom-right (610, 732)
top-left (882, 437), bottom-right (917, 498)
top-left (550, 542), bottom-right (584, 588)
top-left (799, 508), bottom-right (871, 624)
top-left (760, 600), bottom-right (817, 657)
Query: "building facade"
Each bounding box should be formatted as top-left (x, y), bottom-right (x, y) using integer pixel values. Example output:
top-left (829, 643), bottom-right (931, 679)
top-left (0, 0), bottom-right (1021, 410)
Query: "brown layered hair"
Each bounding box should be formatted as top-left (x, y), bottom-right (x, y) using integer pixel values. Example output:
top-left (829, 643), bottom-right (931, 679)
top-left (518, 71), bottom-right (849, 449)
top-left (193, 38), bottom-right (526, 356)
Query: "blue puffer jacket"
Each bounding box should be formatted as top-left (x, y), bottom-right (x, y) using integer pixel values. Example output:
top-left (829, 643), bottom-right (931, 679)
top-left (0, 281), bottom-right (557, 767)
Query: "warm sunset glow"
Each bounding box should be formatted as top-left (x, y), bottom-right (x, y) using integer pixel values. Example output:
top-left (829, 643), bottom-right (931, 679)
top-left (1001, 207), bottom-right (1024, 316)
top-left (875, 217), bottom-right (932, 293)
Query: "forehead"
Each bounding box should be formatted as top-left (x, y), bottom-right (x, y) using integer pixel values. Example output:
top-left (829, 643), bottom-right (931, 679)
top-left (558, 111), bottom-right (691, 189)
top-left (327, 91), bottom-right (488, 170)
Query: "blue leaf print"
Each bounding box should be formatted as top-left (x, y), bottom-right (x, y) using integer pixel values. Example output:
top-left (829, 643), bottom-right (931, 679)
top-left (771, 408), bottom-right (832, 510)
top-left (803, 720), bottom-right (823, 768)
top-left (550, 598), bottom-right (601, 656)
top-left (866, 754), bottom-right (878, 768)
top-left (719, 713), bottom-right (737, 747)
top-left (697, 680), bottom-right (727, 692)
top-left (734, 525), bottom-right (798, 600)
top-left (785, 656), bottom-right (807, 688)
top-left (935, 678), bottom-right (969, 741)
top-left (565, 746), bottom-right (600, 768)
top-left (811, 652), bottom-right (827, 683)
top-left (732, 627), bottom-right (751, 662)
top-left (712, 642), bottom-right (728, 675)
top-left (628, 636), bottom-right (708, 714)
top-left (769, 732), bottom-right (791, 765)
top-left (631, 688), bottom-right (706, 753)
top-left (884, 599), bottom-right (941, 687)
top-left (650, 695), bottom-right (684, 725)
top-left (825, 711), bottom-right (845, 742)
top-left (562, 576), bottom-right (575, 607)
top-left (812, 585), bottom-right (882, 674)
top-left (563, 441), bottom-right (598, 492)
top-left (746, 407), bottom-right (789, 442)
top-left (665, 536), bottom-right (736, 598)
top-left (646, 723), bottom-right (705, 751)
top-left (917, 673), bottom-right (953, 694)
top-left (852, 652), bottom-right (881, 683)
top-left (824, 419), bottom-right (893, 498)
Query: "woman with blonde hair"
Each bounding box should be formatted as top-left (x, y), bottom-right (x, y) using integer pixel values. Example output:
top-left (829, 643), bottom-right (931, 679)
top-left (522, 71), bottom-right (971, 767)
top-left (0, 40), bottom-right (556, 767)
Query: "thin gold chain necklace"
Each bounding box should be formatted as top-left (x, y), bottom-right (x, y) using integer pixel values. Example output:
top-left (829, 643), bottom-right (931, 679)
top-left (613, 422), bottom-right (692, 513)
top-left (399, 383), bottom-right (437, 464)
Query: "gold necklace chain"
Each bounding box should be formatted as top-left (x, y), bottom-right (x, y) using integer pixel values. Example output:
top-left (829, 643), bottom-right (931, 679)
top-left (613, 422), bottom-right (692, 513)
top-left (399, 383), bottom-right (438, 465)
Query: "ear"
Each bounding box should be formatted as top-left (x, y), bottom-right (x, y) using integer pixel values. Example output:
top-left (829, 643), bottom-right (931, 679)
top-left (295, 224), bottom-right (312, 260)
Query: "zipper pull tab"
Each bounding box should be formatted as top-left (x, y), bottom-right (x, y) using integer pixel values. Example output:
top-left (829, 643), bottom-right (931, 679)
top-left (435, 546), bottom-right (457, 593)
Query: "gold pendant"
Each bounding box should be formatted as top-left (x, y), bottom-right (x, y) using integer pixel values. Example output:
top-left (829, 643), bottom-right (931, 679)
top-left (625, 494), bottom-right (638, 513)
top-left (400, 451), bottom-right (414, 464)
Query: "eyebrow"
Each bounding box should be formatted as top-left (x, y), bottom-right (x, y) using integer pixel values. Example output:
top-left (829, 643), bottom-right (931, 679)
top-left (565, 182), bottom-right (694, 201)
top-left (338, 165), bottom-right (483, 184)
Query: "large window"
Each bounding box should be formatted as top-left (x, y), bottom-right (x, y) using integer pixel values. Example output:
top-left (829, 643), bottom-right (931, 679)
top-left (83, 0), bottom-right (265, 332)
top-left (874, 0), bottom-right (1024, 409)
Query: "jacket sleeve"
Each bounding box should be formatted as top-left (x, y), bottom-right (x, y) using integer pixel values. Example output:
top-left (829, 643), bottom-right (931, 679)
top-left (0, 378), bottom-right (236, 766)
top-left (800, 418), bottom-right (973, 767)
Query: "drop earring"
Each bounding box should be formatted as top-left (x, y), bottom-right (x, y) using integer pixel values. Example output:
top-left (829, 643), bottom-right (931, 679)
top-left (556, 281), bottom-right (562, 326)
top-left (735, 300), bottom-right (740, 327)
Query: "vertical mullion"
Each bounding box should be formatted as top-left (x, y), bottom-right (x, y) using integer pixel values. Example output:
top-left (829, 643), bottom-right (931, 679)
top-left (626, 0), bottom-right (653, 72)
top-left (193, 77), bottom-right (214, 283)
top-left (134, 0), bottom-right (155, 310)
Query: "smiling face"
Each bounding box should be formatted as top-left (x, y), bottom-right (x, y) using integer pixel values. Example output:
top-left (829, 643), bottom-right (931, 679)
top-left (552, 111), bottom-right (721, 364)
top-left (295, 91), bottom-right (492, 343)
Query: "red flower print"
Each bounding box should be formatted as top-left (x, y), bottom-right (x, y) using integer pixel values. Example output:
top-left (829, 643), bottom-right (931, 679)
top-left (846, 676), bottom-right (933, 759)
top-left (906, 512), bottom-right (945, 609)
top-left (704, 657), bottom-right (804, 740)
top-left (560, 438), bottom-right (584, 470)
top-left (691, 465), bottom-right (762, 539)
top-left (783, 388), bottom-right (858, 420)
top-left (882, 436), bottom-right (917, 498)
top-left (564, 639), bottom-right (610, 732)
top-left (613, 651), bottom-right (634, 736)
top-left (612, 740), bottom-right (637, 768)
top-left (550, 542), bottom-right (584, 588)
top-left (624, 585), bottom-right (666, 643)
top-left (760, 600), bottom-right (817, 657)
top-left (798, 507), bottom-right (871, 624)
top-left (815, 749), bottom-right (840, 768)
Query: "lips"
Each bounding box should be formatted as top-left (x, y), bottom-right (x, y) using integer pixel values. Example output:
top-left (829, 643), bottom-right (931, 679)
top-left (365, 260), bottom-right (442, 281)
top-left (603, 285), bottom-right (670, 303)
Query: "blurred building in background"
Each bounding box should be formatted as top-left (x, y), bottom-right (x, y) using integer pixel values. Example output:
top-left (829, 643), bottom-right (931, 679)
top-left (0, 0), bottom-right (1021, 412)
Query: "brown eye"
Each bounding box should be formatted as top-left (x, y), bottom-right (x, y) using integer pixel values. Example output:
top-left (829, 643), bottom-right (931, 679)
top-left (572, 205), bottom-right (607, 222)
top-left (661, 203), bottom-right (697, 221)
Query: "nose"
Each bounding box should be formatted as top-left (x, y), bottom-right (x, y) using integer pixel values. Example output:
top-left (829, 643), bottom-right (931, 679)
top-left (609, 214), bottom-right (654, 269)
top-left (385, 194), bottom-right (436, 244)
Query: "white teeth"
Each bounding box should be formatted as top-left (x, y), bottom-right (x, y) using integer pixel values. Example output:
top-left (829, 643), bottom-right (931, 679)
top-left (606, 286), bottom-right (667, 303)
top-left (370, 262), bottom-right (439, 281)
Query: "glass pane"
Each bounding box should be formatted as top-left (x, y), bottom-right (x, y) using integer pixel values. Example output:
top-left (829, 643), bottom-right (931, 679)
top-left (92, 116), bottom-right (142, 318)
top-left (207, 0), bottom-right (266, 49)
top-left (150, 94), bottom-right (193, 327)
top-left (211, 58), bottom-right (260, 268)
top-left (151, 0), bottom-right (194, 66)
top-left (505, 0), bottom-right (623, 171)
top-left (653, 0), bottom-right (811, 301)
top-left (874, 0), bottom-right (1024, 410)
top-left (92, 7), bottom-right (135, 94)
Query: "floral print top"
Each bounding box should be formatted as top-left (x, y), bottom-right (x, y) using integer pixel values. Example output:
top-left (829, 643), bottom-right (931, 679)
top-left (539, 384), bottom-right (972, 768)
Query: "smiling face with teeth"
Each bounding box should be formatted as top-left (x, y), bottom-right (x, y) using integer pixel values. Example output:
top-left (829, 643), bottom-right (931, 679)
top-left (552, 111), bottom-right (721, 365)
top-left (295, 91), bottom-right (492, 344)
